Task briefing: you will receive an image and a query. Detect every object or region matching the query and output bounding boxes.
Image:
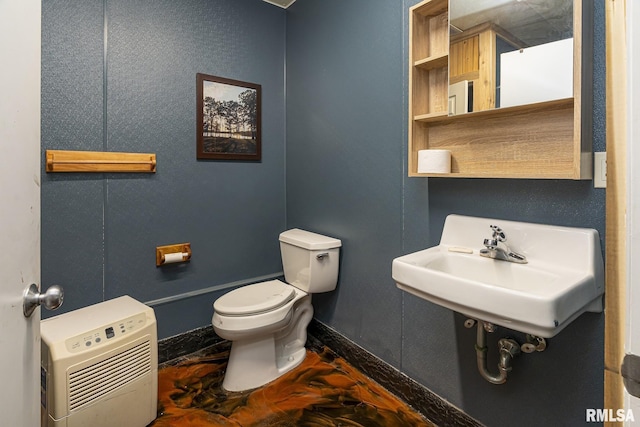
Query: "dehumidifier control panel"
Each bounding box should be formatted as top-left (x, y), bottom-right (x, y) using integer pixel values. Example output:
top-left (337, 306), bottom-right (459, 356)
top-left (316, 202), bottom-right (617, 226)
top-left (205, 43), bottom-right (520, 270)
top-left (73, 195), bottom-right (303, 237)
top-left (64, 312), bottom-right (148, 353)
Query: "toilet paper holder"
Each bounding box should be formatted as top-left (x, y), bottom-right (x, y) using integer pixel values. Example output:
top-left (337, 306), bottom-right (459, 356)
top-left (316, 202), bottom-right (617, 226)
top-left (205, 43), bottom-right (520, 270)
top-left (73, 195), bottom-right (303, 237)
top-left (156, 243), bottom-right (192, 266)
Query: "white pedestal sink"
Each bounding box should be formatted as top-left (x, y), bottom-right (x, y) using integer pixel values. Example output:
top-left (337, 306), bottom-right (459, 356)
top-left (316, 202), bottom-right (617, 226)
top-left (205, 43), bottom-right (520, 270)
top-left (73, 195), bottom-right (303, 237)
top-left (392, 215), bottom-right (604, 338)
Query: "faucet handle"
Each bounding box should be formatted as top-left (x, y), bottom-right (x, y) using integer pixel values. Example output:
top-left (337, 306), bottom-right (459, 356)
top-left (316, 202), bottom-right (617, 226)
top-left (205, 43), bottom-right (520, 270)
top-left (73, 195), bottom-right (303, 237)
top-left (490, 225), bottom-right (506, 242)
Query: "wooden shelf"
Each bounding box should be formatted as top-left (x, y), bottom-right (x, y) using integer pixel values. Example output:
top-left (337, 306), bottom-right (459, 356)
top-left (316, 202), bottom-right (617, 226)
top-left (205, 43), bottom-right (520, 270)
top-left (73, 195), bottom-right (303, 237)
top-left (407, 0), bottom-right (592, 180)
top-left (413, 0), bottom-right (447, 17)
top-left (409, 0), bottom-right (449, 120)
top-left (414, 53), bottom-right (448, 71)
top-left (413, 111), bottom-right (449, 122)
top-left (409, 98), bottom-right (578, 179)
top-left (45, 150), bottom-right (157, 173)
top-left (414, 98), bottom-right (573, 124)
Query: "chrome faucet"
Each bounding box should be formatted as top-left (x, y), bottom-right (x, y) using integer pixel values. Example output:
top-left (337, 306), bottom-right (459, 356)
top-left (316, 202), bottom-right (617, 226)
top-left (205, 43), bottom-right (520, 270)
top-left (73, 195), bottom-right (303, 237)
top-left (479, 225), bottom-right (527, 264)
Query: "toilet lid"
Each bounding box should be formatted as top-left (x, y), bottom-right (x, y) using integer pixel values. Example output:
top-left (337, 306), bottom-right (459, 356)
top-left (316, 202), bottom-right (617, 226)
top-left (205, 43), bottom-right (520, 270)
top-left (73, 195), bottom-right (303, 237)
top-left (214, 280), bottom-right (296, 316)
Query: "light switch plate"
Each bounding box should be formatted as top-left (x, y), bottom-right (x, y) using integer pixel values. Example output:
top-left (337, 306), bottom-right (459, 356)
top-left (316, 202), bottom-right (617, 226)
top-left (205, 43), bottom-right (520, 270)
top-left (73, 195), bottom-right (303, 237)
top-left (594, 152), bottom-right (606, 188)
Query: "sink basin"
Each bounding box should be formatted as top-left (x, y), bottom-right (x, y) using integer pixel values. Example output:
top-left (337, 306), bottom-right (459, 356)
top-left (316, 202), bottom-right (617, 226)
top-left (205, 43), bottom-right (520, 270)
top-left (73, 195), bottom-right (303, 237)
top-left (392, 215), bottom-right (604, 337)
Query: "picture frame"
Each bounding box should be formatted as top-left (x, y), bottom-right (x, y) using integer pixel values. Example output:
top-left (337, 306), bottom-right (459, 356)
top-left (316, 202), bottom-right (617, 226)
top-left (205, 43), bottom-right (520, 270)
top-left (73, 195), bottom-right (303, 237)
top-left (196, 73), bottom-right (262, 161)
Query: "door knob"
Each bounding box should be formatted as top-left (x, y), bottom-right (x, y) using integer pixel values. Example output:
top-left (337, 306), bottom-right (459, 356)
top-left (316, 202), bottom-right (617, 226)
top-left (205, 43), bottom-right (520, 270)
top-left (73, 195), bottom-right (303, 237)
top-left (23, 283), bottom-right (64, 317)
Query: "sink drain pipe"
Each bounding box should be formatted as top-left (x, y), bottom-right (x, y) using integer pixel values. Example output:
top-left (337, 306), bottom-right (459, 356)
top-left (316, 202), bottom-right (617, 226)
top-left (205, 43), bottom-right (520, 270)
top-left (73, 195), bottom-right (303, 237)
top-left (473, 321), bottom-right (521, 384)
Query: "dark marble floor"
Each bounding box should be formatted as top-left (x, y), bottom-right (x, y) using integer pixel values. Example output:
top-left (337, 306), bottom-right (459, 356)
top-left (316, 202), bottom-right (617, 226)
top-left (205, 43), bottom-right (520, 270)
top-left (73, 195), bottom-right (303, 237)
top-left (149, 341), bottom-right (434, 427)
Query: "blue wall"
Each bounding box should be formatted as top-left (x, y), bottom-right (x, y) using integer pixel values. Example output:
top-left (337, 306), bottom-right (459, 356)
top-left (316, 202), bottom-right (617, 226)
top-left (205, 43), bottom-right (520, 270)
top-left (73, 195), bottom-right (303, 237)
top-left (42, 0), bottom-right (606, 425)
top-left (41, 0), bottom-right (287, 337)
top-left (285, 0), bottom-right (429, 368)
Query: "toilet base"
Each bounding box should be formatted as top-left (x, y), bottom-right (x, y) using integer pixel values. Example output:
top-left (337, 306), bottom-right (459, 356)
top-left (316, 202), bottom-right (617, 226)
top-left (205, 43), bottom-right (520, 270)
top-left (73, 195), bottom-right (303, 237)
top-left (222, 297), bottom-right (313, 391)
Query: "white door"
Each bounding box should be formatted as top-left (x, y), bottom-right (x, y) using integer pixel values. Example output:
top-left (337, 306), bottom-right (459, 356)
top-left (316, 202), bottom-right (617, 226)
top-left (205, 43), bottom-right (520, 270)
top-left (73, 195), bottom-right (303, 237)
top-left (627, 0), bottom-right (640, 424)
top-left (0, 1), bottom-right (42, 426)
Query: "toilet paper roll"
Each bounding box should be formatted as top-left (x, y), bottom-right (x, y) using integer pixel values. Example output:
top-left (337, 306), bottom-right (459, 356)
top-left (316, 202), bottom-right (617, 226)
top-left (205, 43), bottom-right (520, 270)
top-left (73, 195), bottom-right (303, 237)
top-left (417, 149), bottom-right (451, 174)
top-left (163, 252), bottom-right (186, 264)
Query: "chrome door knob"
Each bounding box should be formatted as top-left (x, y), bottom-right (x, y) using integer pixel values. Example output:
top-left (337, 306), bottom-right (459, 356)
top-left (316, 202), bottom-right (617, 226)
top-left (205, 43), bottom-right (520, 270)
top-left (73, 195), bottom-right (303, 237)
top-left (23, 283), bottom-right (64, 317)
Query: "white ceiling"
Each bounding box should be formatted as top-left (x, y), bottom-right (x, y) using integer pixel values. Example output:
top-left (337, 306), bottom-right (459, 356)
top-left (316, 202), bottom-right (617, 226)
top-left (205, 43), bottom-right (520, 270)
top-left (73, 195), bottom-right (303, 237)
top-left (262, 0), bottom-right (296, 9)
top-left (260, 0), bottom-right (572, 47)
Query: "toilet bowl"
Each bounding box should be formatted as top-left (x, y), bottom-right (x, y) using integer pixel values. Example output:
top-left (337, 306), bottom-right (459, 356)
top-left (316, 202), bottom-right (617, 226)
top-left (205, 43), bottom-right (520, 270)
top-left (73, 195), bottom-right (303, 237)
top-left (212, 229), bottom-right (341, 391)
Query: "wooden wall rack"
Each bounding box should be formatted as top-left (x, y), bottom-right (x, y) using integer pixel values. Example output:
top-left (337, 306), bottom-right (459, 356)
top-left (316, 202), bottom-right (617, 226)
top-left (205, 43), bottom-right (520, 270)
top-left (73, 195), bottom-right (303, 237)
top-left (45, 150), bottom-right (156, 173)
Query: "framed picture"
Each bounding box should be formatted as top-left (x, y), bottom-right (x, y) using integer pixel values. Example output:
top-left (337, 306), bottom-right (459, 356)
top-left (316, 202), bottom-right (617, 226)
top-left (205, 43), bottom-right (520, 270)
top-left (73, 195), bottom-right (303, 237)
top-left (196, 73), bottom-right (262, 161)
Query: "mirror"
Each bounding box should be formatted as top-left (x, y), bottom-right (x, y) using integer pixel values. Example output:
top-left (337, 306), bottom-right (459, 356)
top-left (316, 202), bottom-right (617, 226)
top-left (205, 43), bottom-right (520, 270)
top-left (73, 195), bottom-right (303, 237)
top-left (448, 0), bottom-right (573, 114)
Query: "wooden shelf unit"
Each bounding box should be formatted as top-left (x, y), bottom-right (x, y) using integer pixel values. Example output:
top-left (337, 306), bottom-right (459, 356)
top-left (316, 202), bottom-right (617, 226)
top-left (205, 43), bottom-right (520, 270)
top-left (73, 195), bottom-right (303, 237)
top-left (407, 0), bottom-right (593, 180)
top-left (409, 0), bottom-right (449, 119)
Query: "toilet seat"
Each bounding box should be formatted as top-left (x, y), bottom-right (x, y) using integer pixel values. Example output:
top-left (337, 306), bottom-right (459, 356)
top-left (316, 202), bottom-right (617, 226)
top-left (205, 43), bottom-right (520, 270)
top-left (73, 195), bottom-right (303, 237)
top-left (214, 280), bottom-right (296, 316)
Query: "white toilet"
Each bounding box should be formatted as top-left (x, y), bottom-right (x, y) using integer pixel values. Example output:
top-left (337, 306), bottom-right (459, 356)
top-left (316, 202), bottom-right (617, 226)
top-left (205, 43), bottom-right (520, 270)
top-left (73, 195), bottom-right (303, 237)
top-left (212, 228), bottom-right (342, 391)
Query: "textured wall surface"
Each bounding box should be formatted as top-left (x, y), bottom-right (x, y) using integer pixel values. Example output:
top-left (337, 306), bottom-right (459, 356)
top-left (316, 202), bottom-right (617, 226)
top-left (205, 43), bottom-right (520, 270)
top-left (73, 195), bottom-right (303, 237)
top-left (286, 0), bottom-right (430, 369)
top-left (287, 0), bottom-right (606, 425)
top-left (42, 0), bottom-right (607, 425)
top-left (41, 0), bottom-right (287, 337)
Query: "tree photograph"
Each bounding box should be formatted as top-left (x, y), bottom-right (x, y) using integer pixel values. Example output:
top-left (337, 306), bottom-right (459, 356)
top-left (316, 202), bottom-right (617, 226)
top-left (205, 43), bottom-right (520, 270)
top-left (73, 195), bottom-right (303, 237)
top-left (196, 74), bottom-right (261, 160)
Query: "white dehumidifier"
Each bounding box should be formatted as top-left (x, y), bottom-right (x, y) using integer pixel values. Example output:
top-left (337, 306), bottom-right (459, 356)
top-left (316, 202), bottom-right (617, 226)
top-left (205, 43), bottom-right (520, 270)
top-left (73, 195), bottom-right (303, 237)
top-left (41, 296), bottom-right (158, 427)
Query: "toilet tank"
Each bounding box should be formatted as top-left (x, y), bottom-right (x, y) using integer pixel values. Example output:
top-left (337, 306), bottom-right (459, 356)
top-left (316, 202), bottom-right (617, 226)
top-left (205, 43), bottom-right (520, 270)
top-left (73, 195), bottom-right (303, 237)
top-left (279, 229), bottom-right (341, 293)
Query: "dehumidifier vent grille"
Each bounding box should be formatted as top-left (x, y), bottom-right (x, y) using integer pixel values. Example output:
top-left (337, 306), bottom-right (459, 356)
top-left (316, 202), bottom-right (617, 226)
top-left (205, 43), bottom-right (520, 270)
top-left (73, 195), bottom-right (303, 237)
top-left (68, 340), bottom-right (151, 411)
